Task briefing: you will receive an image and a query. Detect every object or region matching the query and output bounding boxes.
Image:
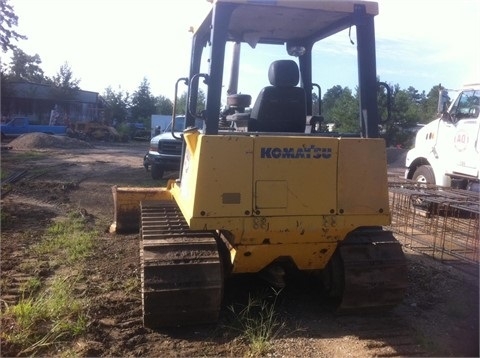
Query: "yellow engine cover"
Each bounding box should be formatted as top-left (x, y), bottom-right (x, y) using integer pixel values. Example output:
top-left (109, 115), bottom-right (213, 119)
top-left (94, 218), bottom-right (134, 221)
top-left (171, 130), bottom-right (390, 272)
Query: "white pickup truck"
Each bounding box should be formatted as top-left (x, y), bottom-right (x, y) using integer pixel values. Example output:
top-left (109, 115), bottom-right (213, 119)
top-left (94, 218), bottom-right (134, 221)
top-left (405, 83), bottom-right (480, 192)
top-left (143, 116), bottom-right (204, 180)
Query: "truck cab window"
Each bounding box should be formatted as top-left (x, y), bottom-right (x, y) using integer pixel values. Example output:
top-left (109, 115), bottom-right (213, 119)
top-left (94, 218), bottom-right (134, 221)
top-left (452, 90), bottom-right (479, 120)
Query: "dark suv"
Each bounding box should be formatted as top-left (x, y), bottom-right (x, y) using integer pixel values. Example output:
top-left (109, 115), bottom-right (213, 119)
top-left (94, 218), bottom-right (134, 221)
top-left (143, 116), bottom-right (203, 180)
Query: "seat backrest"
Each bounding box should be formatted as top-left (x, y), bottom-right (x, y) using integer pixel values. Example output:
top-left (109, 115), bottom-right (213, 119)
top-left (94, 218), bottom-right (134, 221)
top-left (249, 60), bottom-right (306, 133)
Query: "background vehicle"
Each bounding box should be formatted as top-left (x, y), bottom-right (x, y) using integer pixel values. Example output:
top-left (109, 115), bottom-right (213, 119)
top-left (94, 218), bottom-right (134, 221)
top-left (143, 116), bottom-right (203, 179)
top-left (67, 121), bottom-right (120, 142)
top-left (1, 117), bottom-right (67, 139)
top-left (127, 122), bottom-right (151, 141)
top-left (405, 83), bottom-right (480, 191)
top-left (112, 0), bottom-right (407, 328)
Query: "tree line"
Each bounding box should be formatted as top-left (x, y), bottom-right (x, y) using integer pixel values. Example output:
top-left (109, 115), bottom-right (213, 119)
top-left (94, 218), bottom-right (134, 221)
top-left (1, 0), bottom-right (441, 147)
top-left (0, 47), bottom-right (442, 147)
top-left (0, 45), bottom-right (202, 129)
top-left (320, 83), bottom-right (441, 147)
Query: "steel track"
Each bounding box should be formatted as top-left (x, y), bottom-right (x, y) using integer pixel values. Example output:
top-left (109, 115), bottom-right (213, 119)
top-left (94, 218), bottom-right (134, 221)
top-left (140, 200), bottom-right (223, 328)
top-left (337, 229), bottom-right (408, 310)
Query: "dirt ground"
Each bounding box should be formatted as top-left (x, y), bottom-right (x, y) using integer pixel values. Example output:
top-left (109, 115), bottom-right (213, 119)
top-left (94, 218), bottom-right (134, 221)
top-left (1, 133), bottom-right (478, 357)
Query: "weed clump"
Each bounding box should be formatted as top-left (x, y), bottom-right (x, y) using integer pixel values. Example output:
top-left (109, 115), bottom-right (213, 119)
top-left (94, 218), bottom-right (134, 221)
top-left (227, 288), bottom-right (285, 356)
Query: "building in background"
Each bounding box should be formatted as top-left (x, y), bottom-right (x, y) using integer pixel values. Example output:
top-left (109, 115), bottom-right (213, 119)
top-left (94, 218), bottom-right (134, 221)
top-left (1, 81), bottom-right (105, 125)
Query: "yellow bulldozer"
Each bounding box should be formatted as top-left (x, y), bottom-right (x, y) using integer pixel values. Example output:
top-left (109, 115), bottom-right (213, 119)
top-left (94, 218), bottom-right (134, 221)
top-left (112, 0), bottom-right (407, 328)
top-left (68, 121), bottom-right (120, 142)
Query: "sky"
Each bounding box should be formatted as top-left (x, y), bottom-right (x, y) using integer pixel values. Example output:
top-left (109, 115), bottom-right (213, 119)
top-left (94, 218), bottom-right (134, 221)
top-left (3, 0), bottom-right (480, 99)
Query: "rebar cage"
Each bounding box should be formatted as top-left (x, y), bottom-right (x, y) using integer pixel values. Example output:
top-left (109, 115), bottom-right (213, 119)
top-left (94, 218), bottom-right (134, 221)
top-left (387, 176), bottom-right (479, 276)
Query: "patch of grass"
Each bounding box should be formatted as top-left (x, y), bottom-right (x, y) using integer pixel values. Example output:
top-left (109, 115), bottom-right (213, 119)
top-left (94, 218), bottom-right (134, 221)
top-left (1, 208), bottom-right (12, 227)
top-left (1, 275), bottom-right (88, 356)
top-left (20, 276), bottom-right (42, 297)
top-left (1, 210), bottom-right (96, 356)
top-left (33, 211), bottom-right (96, 264)
top-left (0, 168), bottom-right (8, 181)
top-left (14, 151), bottom-right (48, 161)
top-left (227, 288), bottom-right (285, 356)
top-left (123, 277), bottom-right (140, 293)
top-left (18, 259), bottom-right (38, 273)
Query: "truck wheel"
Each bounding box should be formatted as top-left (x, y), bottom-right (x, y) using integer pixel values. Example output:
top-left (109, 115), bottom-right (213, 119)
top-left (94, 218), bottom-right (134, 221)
top-left (151, 165), bottom-right (164, 180)
top-left (412, 165), bottom-right (435, 185)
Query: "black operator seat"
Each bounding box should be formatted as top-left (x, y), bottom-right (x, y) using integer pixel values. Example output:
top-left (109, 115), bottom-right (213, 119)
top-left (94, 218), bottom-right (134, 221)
top-left (248, 60), bottom-right (306, 133)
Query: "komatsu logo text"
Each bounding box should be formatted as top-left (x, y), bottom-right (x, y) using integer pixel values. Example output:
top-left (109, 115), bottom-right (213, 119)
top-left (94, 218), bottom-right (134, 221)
top-left (261, 145), bottom-right (332, 159)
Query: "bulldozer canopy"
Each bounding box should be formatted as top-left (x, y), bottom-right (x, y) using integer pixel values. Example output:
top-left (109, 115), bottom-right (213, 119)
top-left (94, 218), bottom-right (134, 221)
top-left (199, 0), bottom-right (379, 47)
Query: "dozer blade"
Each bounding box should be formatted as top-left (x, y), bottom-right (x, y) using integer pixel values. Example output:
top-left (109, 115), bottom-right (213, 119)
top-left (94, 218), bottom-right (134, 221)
top-left (110, 186), bottom-right (173, 234)
top-left (338, 229), bottom-right (407, 311)
top-left (140, 200), bottom-right (223, 328)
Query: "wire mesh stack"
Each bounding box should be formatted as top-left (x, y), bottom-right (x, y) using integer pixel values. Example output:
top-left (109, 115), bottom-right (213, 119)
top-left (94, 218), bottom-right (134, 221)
top-left (387, 177), bottom-right (479, 276)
